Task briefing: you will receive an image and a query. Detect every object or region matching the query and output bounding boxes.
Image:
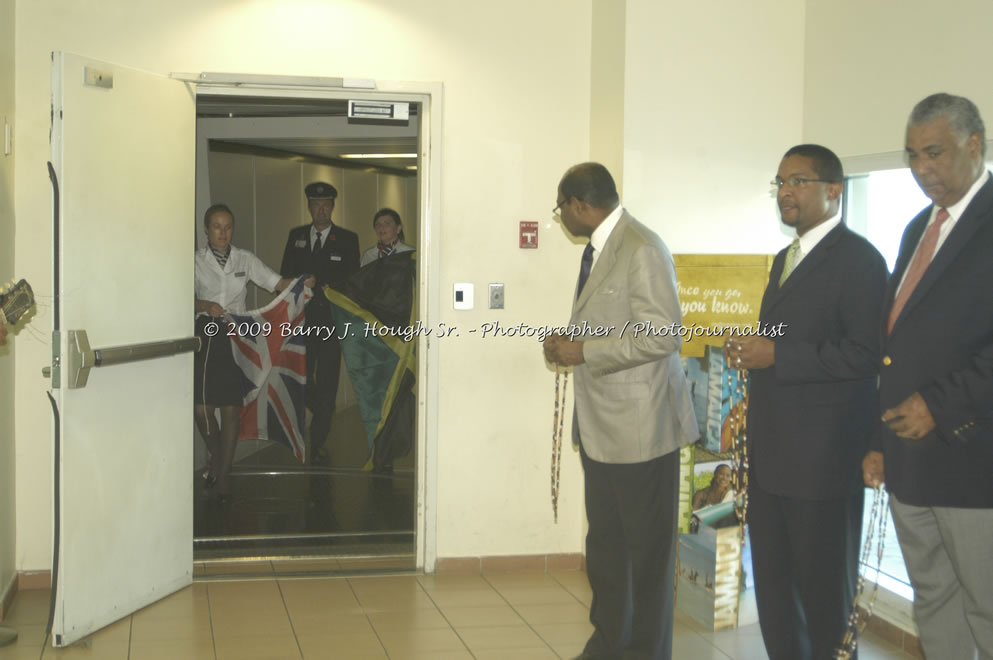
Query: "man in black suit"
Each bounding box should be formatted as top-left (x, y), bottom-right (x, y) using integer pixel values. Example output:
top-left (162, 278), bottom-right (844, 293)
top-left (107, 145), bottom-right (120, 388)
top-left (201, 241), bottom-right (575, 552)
top-left (280, 182), bottom-right (360, 463)
top-left (863, 93), bottom-right (993, 659)
top-left (727, 145), bottom-right (887, 660)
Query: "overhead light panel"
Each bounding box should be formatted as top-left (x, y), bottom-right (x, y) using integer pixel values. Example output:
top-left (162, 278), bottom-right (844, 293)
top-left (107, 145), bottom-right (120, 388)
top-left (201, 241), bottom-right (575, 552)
top-left (339, 153), bottom-right (417, 159)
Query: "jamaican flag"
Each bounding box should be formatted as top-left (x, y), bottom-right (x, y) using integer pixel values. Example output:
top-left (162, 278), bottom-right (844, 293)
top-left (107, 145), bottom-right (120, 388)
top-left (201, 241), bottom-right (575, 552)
top-left (325, 252), bottom-right (416, 472)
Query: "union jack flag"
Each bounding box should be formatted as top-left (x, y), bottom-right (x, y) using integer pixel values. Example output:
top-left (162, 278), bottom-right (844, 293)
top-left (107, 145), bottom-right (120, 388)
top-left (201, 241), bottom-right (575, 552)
top-left (227, 277), bottom-right (312, 463)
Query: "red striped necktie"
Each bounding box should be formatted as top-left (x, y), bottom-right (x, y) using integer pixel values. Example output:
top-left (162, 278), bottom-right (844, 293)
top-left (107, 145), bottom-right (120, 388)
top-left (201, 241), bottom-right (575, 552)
top-left (887, 207), bottom-right (949, 334)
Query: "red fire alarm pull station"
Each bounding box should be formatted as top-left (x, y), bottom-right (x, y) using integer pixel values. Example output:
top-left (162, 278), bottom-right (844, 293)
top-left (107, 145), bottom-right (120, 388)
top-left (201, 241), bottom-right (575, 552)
top-left (520, 221), bottom-right (538, 248)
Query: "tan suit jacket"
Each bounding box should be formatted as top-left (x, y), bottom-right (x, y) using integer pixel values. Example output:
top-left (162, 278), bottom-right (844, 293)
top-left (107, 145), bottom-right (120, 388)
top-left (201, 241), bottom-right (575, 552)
top-left (571, 211), bottom-right (698, 463)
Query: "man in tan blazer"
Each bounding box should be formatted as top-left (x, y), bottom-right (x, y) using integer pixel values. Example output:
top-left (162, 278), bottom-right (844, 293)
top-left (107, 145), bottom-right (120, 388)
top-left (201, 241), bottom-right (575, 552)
top-left (544, 162), bottom-right (698, 660)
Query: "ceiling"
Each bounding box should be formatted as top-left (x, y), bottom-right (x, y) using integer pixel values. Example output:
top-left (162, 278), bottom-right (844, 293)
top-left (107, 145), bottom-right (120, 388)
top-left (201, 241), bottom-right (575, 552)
top-left (197, 94), bottom-right (419, 170)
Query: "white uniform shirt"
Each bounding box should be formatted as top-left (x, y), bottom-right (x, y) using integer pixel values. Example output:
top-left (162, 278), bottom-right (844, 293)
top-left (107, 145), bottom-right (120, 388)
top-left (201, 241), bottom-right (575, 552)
top-left (360, 241), bottom-right (415, 267)
top-left (194, 245), bottom-right (281, 316)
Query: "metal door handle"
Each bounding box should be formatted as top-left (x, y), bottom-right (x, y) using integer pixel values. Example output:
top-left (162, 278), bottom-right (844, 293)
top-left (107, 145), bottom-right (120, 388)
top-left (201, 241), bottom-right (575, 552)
top-left (52, 330), bottom-right (200, 389)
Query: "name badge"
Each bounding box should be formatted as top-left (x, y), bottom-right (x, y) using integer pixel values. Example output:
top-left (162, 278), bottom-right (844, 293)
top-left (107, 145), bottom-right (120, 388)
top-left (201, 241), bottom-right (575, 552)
top-left (330, 255), bottom-right (342, 262)
top-left (295, 239), bottom-right (307, 248)
top-left (234, 271), bottom-right (246, 278)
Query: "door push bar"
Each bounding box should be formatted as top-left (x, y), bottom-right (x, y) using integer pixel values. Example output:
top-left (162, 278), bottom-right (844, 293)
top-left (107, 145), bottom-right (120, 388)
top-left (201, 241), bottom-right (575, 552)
top-left (44, 330), bottom-right (201, 389)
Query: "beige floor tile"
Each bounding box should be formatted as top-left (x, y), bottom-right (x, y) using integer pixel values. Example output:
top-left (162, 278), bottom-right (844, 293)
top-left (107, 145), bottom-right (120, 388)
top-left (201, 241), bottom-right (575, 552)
top-left (134, 587), bottom-right (210, 620)
top-left (426, 589), bottom-right (508, 609)
top-left (705, 621), bottom-right (769, 660)
top-left (210, 612), bottom-right (294, 639)
top-left (550, 642), bottom-right (587, 658)
top-left (0, 623), bottom-right (48, 647)
top-left (130, 613), bottom-right (213, 642)
top-left (417, 575), bottom-right (492, 592)
top-left (40, 639), bottom-right (130, 659)
top-left (354, 591), bottom-right (438, 613)
top-left (282, 591), bottom-right (362, 614)
top-left (4, 591), bottom-right (51, 625)
top-left (128, 638), bottom-right (217, 660)
top-left (439, 605), bottom-right (525, 628)
top-left (287, 610), bottom-right (373, 637)
top-left (207, 579), bottom-right (281, 603)
top-left (673, 628), bottom-right (737, 660)
top-left (457, 624), bottom-right (546, 651)
top-left (281, 588), bottom-right (361, 614)
top-left (347, 576), bottom-right (424, 596)
top-left (385, 650), bottom-right (473, 660)
top-left (367, 608), bottom-right (451, 631)
top-left (484, 573), bottom-right (560, 588)
top-left (278, 577), bottom-right (354, 597)
top-left (213, 634), bottom-right (301, 659)
top-left (296, 630), bottom-right (386, 659)
top-left (496, 586), bottom-right (583, 606)
top-left (472, 649), bottom-right (559, 660)
top-left (209, 601), bottom-right (290, 627)
top-left (0, 644), bottom-right (51, 660)
top-left (513, 602), bottom-right (591, 625)
top-left (376, 627), bottom-right (470, 655)
top-left (87, 617), bottom-right (131, 642)
top-left (531, 621), bottom-right (594, 645)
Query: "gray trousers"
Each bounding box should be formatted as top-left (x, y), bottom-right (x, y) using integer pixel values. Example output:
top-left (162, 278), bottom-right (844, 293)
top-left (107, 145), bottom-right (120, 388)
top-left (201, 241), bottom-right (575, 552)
top-left (890, 494), bottom-right (993, 660)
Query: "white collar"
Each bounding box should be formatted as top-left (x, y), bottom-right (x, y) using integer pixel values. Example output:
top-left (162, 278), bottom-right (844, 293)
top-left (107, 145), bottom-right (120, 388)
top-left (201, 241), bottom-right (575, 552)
top-left (590, 205), bottom-right (624, 254)
top-left (796, 211), bottom-right (841, 256)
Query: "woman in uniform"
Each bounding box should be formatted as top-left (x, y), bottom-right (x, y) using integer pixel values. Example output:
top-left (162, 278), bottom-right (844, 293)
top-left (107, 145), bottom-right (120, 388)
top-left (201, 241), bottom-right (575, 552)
top-left (194, 203), bottom-right (312, 498)
top-left (360, 208), bottom-right (415, 267)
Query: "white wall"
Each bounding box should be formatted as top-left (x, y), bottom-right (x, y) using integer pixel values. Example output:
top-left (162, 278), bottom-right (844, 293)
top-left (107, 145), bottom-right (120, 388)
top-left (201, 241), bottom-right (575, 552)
top-left (623, 0), bottom-right (806, 255)
top-left (0, 0), bottom-right (17, 603)
top-left (804, 0), bottom-right (993, 160)
top-left (13, 0), bottom-right (593, 570)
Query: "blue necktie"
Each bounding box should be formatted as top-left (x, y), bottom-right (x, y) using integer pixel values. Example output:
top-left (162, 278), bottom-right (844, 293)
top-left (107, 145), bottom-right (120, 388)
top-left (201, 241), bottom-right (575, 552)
top-left (577, 243), bottom-right (594, 299)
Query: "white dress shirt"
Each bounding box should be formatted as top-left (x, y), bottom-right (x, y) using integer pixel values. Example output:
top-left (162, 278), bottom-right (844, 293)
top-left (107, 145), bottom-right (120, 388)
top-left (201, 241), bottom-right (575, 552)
top-left (792, 212), bottom-right (842, 268)
top-left (896, 170), bottom-right (991, 293)
top-left (194, 245), bottom-right (281, 316)
top-left (589, 204), bottom-right (624, 271)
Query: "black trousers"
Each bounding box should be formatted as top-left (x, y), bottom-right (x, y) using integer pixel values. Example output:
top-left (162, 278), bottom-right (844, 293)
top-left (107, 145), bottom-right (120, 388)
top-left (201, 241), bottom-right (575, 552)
top-left (749, 483), bottom-right (863, 660)
top-left (580, 444), bottom-right (679, 660)
top-left (305, 332), bottom-right (341, 452)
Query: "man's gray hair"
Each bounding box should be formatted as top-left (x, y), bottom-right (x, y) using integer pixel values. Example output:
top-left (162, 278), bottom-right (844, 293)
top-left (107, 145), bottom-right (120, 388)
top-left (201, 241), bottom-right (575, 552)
top-left (909, 93), bottom-right (986, 157)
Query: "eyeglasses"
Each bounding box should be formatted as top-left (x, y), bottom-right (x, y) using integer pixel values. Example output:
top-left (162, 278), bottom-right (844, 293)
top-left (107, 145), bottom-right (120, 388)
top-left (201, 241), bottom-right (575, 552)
top-left (552, 198), bottom-right (569, 218)
top-left (770, 176), bottom-right (835, 190)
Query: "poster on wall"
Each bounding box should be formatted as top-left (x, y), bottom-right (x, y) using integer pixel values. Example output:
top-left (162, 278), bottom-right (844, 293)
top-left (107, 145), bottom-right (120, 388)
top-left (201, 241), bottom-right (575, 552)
top-left (673, 254), bottom-right (772, 630)
top-left (673, 255), bottom-right (773, 529)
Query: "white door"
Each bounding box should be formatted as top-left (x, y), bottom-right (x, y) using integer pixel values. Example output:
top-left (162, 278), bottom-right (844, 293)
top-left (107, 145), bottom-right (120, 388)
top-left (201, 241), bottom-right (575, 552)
top-left (50, 52), bottom-right (195, 647)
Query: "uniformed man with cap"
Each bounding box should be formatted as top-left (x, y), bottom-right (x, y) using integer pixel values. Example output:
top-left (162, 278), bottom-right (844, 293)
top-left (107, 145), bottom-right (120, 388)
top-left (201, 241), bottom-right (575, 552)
top-left (280, 181), bottom-right (360, 463)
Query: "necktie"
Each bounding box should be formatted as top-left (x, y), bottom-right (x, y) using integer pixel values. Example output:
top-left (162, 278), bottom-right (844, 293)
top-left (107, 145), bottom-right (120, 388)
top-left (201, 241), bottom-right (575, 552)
top-left (312, 232), bottom-right (323, 254)
top-left (778, 239), bottom-right (801, 286)
top-left (576, 243), bottom-right (594, 299)
top-left (887, 207), bottom-right (950, 334)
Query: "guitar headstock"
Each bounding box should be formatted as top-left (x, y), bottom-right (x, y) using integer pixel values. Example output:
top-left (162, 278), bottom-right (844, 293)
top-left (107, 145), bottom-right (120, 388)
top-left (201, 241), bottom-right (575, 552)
top-left (0, 279), bottom-right (35, 326)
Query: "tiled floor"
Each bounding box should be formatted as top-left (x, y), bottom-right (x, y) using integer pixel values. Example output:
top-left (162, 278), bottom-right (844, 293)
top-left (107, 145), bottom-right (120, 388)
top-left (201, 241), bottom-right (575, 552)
top-left (0, 570), bottom-right (917, 659)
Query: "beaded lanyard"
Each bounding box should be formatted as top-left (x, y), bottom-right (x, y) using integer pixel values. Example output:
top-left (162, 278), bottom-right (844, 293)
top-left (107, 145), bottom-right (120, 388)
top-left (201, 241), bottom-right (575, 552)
top-left (834, 485), bottom-right (888, 659)
top-left (726, 362), bottom-right (750, 539)
top-left (551, 366), bottom-right (569, 522)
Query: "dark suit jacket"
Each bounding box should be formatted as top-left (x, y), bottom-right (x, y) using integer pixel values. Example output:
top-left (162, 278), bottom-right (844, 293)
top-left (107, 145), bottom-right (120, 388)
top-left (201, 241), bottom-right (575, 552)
top-left (749, 223), bottom-right (888, 500)
top-left (873, 174), bottom-right (993, 508)
top-left (280, 223), bottom-right (360, 326)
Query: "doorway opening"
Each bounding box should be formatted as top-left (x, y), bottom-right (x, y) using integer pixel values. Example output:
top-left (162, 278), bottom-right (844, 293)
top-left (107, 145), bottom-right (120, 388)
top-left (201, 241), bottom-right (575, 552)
top-left (190, 92), bottom-right (422, 571)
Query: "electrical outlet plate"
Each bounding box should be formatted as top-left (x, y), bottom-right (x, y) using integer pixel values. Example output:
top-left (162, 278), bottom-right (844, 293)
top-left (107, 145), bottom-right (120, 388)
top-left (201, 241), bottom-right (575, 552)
top-left (489, 283), bottom-right (504, 309)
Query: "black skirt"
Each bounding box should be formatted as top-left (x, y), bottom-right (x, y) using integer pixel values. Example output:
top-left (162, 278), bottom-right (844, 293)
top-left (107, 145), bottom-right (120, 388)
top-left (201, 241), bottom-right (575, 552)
top-left (193, 316), bottom-right (243, 407)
